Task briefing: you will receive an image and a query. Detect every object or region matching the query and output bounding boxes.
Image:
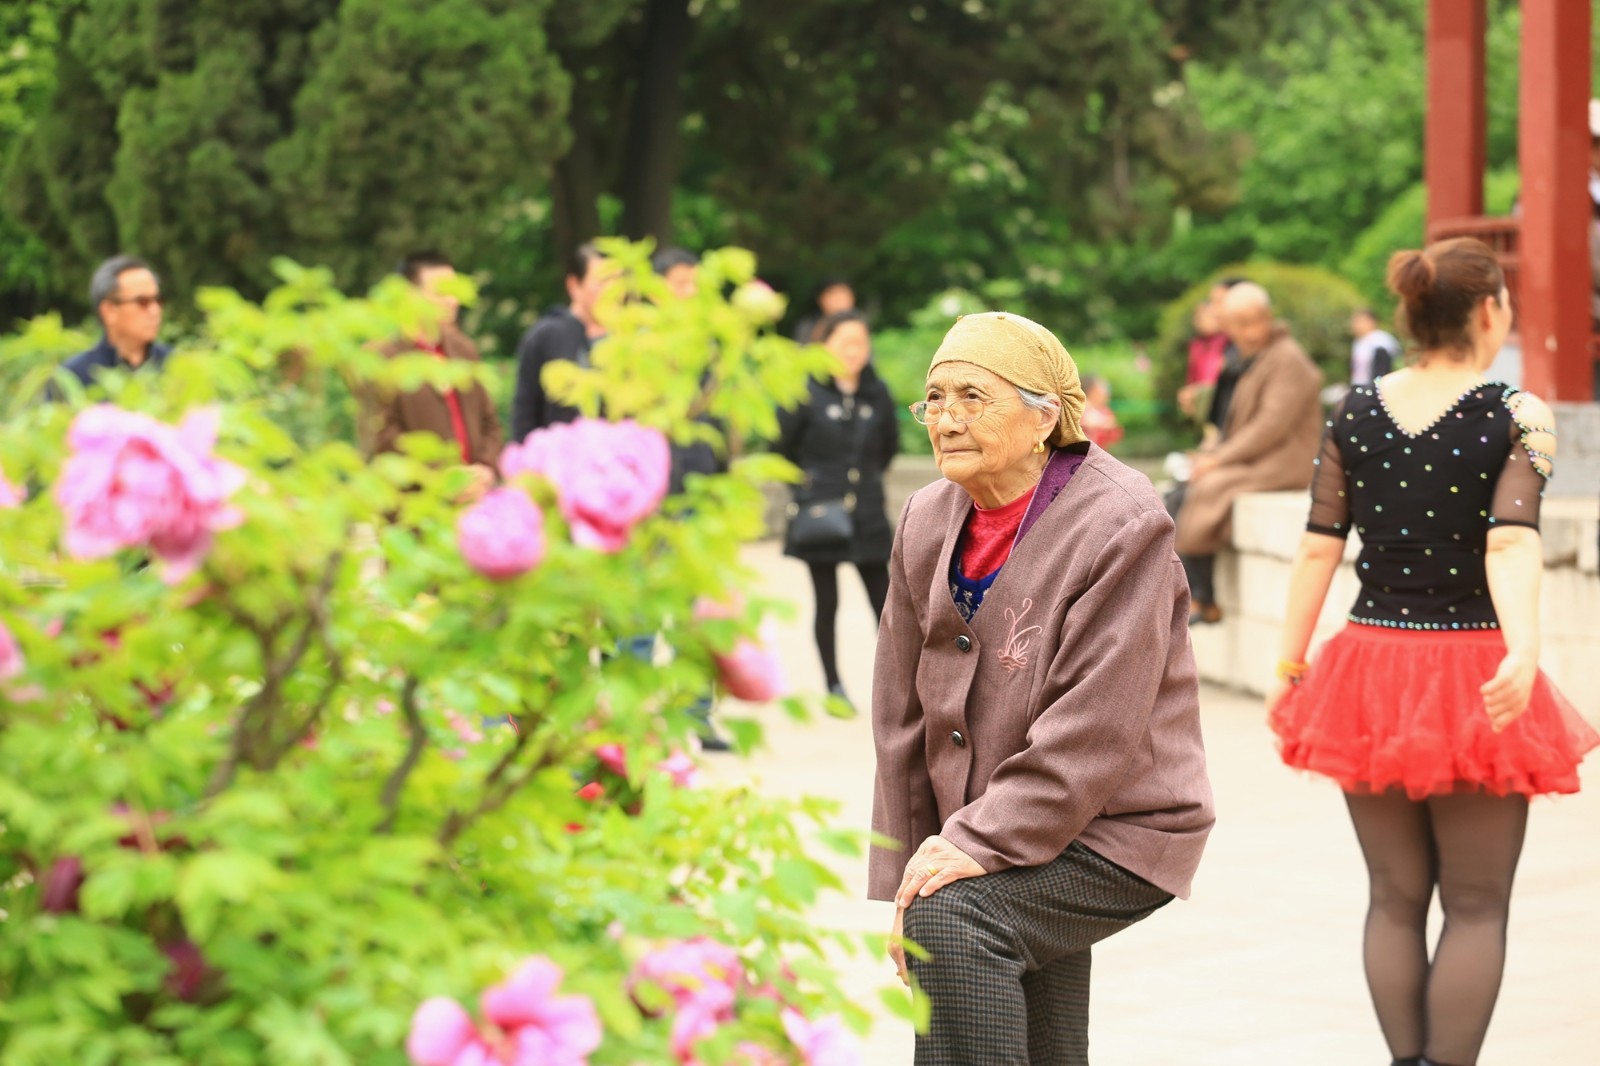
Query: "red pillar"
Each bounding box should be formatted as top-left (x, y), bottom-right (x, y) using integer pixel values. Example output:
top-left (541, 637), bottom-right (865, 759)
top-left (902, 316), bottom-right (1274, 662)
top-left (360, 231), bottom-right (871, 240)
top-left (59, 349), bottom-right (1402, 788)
top-left (1519, 0), bottom-right (1592, 401)
top-left (1425, 0), bottom-right (1486, 229)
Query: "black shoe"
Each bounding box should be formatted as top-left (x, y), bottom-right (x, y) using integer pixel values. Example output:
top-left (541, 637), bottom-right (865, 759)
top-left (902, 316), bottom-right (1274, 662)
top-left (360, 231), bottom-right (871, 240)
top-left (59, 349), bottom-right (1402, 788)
top-left (697, 729), bottom-right (732, 753)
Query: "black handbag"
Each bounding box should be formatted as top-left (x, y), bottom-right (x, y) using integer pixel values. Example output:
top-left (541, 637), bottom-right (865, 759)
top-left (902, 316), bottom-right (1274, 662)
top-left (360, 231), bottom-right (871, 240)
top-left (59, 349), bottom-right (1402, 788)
top-left (787, 396), bottom-right (871, 552)
top-left (788, 494), bottom-right (857, 550)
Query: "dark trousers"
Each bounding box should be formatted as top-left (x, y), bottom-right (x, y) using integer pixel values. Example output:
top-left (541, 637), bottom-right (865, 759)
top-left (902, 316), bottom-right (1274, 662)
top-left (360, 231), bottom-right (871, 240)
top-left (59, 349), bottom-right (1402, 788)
top-left (805, 561), bottom-right (890, 688)
top-left (903, 842), bottom-right (1173, 1065)
top-left (1180, 553), bottom-right (1216, 607)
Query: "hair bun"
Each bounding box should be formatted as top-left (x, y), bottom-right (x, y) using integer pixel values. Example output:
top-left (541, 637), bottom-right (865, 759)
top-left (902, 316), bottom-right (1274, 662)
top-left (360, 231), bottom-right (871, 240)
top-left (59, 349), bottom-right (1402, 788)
top-left (1386, 249), bottom-right (1437, 302)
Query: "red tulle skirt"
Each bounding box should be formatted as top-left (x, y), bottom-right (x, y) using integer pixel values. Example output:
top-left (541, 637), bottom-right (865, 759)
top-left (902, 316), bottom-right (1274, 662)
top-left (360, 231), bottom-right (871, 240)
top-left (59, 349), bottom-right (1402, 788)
top-left (1270, 624), bottom-right (1599, 798)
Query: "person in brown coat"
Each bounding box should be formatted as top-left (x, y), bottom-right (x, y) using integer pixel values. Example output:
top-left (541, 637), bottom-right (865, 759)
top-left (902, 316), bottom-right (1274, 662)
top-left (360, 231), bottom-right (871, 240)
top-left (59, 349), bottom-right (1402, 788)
top-left (1175, 282), bottom-right (1323, 624)
top-left (361, 251), bottom-right (504, 501)
top-left (872, 311), bottom-right (1214, 1065)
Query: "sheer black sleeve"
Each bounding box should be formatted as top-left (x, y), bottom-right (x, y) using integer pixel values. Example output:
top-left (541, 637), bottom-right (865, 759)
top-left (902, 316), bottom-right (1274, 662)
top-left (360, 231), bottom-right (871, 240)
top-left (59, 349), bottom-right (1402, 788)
top-left (1305, 414), bottom-right (1351, 538)
top-left (1489, 389), bottom-right (1555, 530)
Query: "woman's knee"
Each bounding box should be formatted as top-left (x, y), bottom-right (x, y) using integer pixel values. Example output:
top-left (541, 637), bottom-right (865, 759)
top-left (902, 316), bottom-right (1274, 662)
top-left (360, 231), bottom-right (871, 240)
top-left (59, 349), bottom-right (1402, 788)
top-left (903, 884), bottom-right (1013, 962)
top-left (1437, 874), bottom-right (1512, 925)
top-left (1367, 866), bottom-right (1433, 924)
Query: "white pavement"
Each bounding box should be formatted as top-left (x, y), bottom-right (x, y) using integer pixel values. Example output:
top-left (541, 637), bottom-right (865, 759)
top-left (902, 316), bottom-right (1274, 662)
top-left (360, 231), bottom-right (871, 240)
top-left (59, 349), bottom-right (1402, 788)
top-left (712, 542), bottom-right (1600, 1065)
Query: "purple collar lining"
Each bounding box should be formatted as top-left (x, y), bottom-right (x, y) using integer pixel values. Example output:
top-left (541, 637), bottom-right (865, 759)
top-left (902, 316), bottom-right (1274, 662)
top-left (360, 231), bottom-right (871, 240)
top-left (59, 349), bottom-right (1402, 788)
top-left (1016, 448), bottom-right (1086, 544)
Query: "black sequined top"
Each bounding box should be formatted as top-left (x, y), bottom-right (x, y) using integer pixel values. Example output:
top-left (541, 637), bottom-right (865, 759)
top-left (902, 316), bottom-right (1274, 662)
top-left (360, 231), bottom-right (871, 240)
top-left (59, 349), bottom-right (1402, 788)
top-left (1306, 380), bottom-right (1553, 631)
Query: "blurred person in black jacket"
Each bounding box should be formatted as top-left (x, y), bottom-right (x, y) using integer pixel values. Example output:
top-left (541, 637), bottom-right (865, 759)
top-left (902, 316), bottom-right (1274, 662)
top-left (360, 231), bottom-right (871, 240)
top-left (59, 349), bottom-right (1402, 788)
top-left (775, 310), bottom-right (899, 709)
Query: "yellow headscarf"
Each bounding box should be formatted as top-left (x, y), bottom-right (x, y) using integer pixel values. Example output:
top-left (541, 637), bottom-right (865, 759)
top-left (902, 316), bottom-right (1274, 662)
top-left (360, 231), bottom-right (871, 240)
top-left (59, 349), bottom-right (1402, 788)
top-left (928, 311), bottom-right (1087, 447)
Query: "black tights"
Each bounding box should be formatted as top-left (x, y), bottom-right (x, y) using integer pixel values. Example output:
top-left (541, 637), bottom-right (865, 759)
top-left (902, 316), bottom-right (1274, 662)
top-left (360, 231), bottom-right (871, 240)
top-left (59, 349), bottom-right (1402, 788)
top-left (806, 561), bottom-right (889, 688)
top-left (1344, 790), bottom-right (1529, 1066)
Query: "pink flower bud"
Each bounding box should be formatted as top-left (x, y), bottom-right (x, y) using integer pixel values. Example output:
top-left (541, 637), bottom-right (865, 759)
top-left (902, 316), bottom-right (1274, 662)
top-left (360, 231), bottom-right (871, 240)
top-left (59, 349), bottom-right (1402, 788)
top-left (594, 743), bottom-right (629, 777)
top-left (0, 467), bottom-right (26, 509)
top-left (162, 938), bottom-right (208, 1002)
top-left (456, 487), bottom-right (546, 580)
top-left (715, 635), bottom-right (786, 703)
top-left (40, 856), bottom-right (85, 914)
top-left (731, 280), bottom-right (787, 324)
top-left (657, 750), bottom-right (700, 788)
top-left (0, 619), bottom-right (23, 682)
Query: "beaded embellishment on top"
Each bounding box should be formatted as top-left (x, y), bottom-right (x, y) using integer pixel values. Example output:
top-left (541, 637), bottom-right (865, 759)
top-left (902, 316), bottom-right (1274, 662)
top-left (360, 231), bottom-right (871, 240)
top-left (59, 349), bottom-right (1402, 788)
top-left (1309, 381), bottom-right (1555, 632)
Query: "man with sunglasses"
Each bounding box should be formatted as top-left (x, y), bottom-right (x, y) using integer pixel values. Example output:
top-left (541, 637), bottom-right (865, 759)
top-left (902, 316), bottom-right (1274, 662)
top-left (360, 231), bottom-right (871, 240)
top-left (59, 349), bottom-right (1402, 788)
top-left (60, 256), bottom-right (171, 389)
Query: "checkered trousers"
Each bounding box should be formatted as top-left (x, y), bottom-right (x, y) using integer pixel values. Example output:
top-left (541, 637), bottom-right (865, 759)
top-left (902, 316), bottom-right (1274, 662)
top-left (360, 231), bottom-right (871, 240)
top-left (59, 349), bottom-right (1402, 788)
top-left (902, 841), bottom-right (1174, 1065)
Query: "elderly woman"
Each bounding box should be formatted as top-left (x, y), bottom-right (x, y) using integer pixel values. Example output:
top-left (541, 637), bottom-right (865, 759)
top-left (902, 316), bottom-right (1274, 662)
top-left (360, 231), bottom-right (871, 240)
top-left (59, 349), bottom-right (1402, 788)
top-left (872, 312), bottom-right (1215, 1065)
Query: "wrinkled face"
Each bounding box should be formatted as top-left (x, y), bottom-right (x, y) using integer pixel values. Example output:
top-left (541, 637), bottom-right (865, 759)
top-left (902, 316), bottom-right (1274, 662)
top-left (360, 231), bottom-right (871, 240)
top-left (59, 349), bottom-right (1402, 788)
top-left (818, 283), bottom-right (855, 317)
top-left (1222, 302), bottom-right (1274, 357)
top-left (100, 267), bottom-right (163, 348)
top-left (567, 257), bottom-right (622, 325)
top-left (825, 320), bottom-right (871, 377)
top-left (923, 362), bottom-right (1053, 490)
top-left (664, 263), bottom-right (698, 300)
top-left (414, 264), bottom-right (460, 323)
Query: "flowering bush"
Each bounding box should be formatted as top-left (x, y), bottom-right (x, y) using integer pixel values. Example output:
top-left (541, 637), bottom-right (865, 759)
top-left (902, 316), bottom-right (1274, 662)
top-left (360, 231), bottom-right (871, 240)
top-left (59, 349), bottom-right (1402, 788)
top-left (0, 245), bottom-right (879, 1064)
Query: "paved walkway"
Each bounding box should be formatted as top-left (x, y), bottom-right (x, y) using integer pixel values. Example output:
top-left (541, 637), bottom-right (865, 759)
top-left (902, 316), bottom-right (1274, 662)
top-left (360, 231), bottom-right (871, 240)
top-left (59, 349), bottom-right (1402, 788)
top-left (713, 542), bottom-right (1600, 1064)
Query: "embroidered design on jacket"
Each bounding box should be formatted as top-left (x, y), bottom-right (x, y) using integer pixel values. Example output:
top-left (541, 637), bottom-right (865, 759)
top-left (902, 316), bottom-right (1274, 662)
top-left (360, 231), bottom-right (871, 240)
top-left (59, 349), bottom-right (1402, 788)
top-left (997, 598), bottom-right (1042, 672)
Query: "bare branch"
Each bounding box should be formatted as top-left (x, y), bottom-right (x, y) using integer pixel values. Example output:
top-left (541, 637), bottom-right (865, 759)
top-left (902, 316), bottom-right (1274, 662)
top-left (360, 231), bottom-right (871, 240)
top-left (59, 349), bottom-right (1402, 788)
top-left (377, 675), bottom-right (425, 834)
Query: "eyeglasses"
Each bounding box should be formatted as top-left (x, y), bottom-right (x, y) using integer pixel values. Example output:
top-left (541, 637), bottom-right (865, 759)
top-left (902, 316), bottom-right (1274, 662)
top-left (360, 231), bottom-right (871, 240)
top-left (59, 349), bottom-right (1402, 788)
top-left (110, 295), bottom-right (164, 310)
top-left (908, 398), bottom-right (993, 425)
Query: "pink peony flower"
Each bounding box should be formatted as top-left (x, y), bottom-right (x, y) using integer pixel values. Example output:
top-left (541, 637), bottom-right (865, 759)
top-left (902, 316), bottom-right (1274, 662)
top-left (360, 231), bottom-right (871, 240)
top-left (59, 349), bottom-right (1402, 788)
top-left (456, 487), bottom-right (546, 580)
top-left (480, 958), bottom-right (602, 1066)
top-left (0, 619), bottom-right (23, 682)
top-left (632, 938), bottom-right (744, 1013)
top-left (670, 995), bottom-right (726, 1064)
top-left (781, 1010), bottom-right (862, 1066)
top-left (594, 743), bottom-right (629, 777)
top-left (500, 419), bottom-right (669, 553)
top-left (0, 467), bottom-right (25, 509)
top-left (407, 997), bottom-right (481, 1066)
top-left (55, 405), bottom-right (245, 581)
top-left (657, 749), bottom-right (699, 788)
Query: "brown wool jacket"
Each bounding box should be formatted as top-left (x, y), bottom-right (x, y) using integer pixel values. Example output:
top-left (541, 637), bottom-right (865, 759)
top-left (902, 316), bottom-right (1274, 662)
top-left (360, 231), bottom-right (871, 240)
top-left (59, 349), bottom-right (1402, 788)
top-left (361, 325), bottom-right (504, 468)
top-left (1175, 324), bottom-right (1323, 557)
top-left (869, 447), bottom-right (1215, 901)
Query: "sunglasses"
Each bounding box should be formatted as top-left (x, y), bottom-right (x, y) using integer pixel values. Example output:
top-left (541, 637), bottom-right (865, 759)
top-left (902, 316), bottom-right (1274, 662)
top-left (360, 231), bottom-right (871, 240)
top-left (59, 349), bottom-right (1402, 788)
top-left (110, 295), bottom-right (164, 310)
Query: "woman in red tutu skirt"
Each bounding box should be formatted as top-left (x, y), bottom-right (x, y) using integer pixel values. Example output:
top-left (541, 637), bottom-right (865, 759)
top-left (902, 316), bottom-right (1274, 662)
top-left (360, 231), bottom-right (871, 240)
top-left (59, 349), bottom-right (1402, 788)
top-left (1268, 237), bottom-right (1598, 1066)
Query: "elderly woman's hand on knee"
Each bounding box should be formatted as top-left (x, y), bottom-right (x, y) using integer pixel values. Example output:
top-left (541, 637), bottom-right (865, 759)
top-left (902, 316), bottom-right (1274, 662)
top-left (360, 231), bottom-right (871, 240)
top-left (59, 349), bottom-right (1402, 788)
top-left (895, 835), bottom-right (987, 907)
top-left (887, 836), bottom-right (986, 985)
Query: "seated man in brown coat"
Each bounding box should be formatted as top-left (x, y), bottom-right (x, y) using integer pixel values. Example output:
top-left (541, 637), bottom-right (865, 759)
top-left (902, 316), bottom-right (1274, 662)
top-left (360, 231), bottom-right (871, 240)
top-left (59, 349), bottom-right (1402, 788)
top-left (1176, 282), bottom-right (1322, 624)
top-left (362, 250), bottom-right (503, 502)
